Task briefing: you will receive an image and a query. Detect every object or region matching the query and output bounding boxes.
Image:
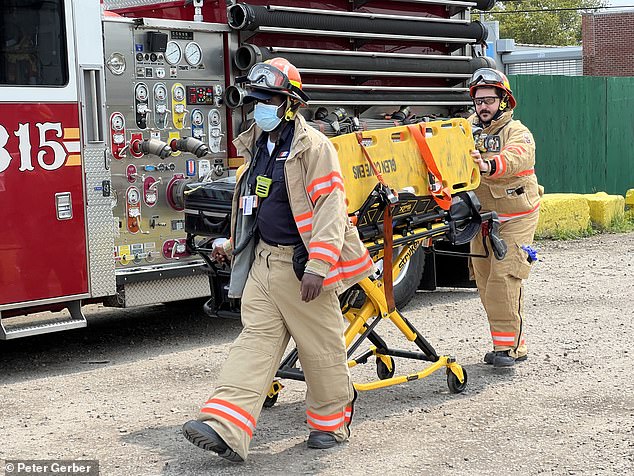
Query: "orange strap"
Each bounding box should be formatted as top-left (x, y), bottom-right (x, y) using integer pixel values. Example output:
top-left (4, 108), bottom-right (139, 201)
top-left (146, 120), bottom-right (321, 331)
top-left (355, 133), bottom-right (387, 186)
top-left (355, 132), bottom-right (396, 313)
top-left (406, 124), bottom-right (452, 211)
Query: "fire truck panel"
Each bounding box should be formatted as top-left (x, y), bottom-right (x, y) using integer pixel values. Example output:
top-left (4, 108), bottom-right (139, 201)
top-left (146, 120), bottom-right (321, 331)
top-left (102, 18), bottom-right (229, 272)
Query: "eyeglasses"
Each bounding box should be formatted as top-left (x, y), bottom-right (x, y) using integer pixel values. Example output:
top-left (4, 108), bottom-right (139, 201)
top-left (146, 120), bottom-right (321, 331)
top-left (246, 63), bottom-right (291, 91)
top-left (473, 97), bottom-right (499, 106)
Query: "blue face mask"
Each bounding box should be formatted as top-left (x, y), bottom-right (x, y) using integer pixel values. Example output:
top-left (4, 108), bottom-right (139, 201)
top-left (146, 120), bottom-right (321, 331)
top-left (253, 102), bottom-right (282, 132)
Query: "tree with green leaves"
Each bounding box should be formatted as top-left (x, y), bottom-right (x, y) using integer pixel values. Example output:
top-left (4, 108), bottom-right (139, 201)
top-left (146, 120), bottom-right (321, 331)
top-left (485, 0), bottom-right (607, 46)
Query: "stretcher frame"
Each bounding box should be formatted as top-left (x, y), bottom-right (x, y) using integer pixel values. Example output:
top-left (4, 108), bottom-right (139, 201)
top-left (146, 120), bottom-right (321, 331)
top-left (262, 212), bottom-right (498, 406)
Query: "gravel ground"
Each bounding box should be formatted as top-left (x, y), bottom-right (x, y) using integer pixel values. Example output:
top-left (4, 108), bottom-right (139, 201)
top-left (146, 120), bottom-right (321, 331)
top-left (1, 232), bottom-right (633, 476)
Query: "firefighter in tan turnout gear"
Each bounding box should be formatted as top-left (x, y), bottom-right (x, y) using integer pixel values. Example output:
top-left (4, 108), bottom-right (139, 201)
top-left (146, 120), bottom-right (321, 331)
top-left (468, 68), bottom-right (542, 368)
top-left (182, 58), bottom-right (374, 462)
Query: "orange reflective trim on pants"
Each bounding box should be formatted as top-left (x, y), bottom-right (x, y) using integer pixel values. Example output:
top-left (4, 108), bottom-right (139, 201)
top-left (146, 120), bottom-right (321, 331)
top-left (306, 409), bottom-right (348, 432)
top-left (491, 331), bottom-right (515, 347)
top-left (201, 398), bottom-right (256, 438)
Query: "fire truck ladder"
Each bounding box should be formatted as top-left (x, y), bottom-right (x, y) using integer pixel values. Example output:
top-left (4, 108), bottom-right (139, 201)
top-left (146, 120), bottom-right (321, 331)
top-left (0, 301), bottom-right (87, 340)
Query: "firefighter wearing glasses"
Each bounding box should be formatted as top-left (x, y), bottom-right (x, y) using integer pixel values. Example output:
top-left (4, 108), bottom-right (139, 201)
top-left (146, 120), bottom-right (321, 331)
top-left (182, 58), bottom-right (374, 462)
top-left (468, 68), bottom-right (543, 368)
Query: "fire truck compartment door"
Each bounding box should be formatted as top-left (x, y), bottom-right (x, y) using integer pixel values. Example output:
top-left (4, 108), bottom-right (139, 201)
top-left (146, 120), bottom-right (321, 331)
top-left (0, 0), bottom-right (105, 307)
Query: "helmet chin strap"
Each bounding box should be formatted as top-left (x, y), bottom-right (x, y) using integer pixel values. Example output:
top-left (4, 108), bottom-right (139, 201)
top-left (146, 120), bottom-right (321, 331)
top-left (499, 93), bottom-right (509, 111)
top-left (283, 97), bottom-right (301, 121)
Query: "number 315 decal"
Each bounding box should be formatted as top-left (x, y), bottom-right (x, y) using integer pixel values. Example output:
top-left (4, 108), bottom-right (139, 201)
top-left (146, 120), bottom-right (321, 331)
top-left (0, 122), bottom-right (80, 174)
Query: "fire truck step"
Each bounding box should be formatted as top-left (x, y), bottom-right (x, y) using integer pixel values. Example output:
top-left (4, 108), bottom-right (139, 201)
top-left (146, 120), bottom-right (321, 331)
top-left (0, 301), bottom-right (87, 340)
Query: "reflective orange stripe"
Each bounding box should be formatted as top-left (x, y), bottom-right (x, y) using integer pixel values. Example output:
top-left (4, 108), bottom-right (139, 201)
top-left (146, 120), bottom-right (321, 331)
top-left (201, 398), bottom-right (256, 438)
top-left (491, 331), bottom-right (516, 346)
top-left (309, 241), bottom-right (341, 265)
top-left (493, 154), bottom-right (507, 178)
top-left (307, 171), bottom-right (345, 202)
top-left (498, 203), bottom-right (540, 222)
top-left (503, 144), bottom-right (526, 155)
top-left (306, 409), bottom-right (347, 432)
top-left (202, 408), bottom-right (254, 437)
top-left (323, 251), bottom-right (374, 286)
top-left (294, 211), bottom-right (313, 233)
top-left (515, 168), bottom-right (534, 177)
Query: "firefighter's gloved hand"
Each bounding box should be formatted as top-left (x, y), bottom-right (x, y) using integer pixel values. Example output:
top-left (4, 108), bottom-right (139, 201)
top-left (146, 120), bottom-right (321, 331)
top-left (301, 272), bottom-right (324, 303)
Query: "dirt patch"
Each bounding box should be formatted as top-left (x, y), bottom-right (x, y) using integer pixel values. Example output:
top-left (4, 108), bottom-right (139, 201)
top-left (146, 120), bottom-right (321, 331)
top-left (1, 233), bottom-right (633, 475)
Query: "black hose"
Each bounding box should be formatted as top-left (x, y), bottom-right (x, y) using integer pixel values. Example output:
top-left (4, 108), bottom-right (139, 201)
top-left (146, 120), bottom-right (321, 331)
top-left (228, 4), bottom-right (488, 43)
top-left (235, 44), bottom-right (496, 74)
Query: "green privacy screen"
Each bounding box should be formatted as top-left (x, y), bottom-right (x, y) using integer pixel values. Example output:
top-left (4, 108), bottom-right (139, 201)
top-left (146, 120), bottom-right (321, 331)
top-left (510, 75), bottom-right (634, 195)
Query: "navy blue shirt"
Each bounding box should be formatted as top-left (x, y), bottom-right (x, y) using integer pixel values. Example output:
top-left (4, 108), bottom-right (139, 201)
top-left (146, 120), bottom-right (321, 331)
top-left (247, 123), bottom-right (301, 246)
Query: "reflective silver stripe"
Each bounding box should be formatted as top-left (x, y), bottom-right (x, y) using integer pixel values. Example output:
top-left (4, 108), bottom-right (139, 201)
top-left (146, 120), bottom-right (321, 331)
top-left (296, 217), bottom-right (312, 228)
top-left (309, 176), bottom-right (344, 197)
top-left (202, 402), bottom-right (256, 432)
top-left (307, 414), bottom-right (346, 428)
top-left (492, 335), bottom-right (515, 342)
top-left (310, 245), bottom-right (339, 262)
top-left (326, 254), bottom-right (372, 279)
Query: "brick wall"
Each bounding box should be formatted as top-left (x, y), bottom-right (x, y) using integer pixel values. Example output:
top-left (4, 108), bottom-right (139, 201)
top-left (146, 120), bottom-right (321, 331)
top-left (582, 11), bottom-right (634, 76)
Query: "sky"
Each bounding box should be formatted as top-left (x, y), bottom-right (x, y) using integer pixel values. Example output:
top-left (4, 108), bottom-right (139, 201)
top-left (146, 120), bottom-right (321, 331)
top-left (605, 0), bottom-right (634, 7)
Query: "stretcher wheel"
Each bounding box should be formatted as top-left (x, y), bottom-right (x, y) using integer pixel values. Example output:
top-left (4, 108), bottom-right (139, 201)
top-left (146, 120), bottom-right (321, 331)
top-left (447, 367), bottom-right (468, 394)
top-left (376, 356), bottom-right (395, 380)
top-left (263, 393), bottom-right (278, 408)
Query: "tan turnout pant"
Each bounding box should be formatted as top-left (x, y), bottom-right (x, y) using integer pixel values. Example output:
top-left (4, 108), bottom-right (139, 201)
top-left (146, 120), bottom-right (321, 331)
top-left (198, 241), bottom-right (355, 460)
top-left (470, 211), bottom-right (539, 358)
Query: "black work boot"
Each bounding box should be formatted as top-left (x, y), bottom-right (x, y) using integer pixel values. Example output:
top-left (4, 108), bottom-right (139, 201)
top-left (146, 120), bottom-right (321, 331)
top-left (182, 420), bottom-right (244, 463)
top-left (484, 350), bottom-right (528, 366)
top-left (307, 431), bottom-right (338, 449)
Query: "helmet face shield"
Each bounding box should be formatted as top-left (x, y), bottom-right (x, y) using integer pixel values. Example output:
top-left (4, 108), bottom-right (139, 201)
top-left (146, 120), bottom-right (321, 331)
top-left (245, 60), bottom-right (310, 105)
top-left (468, 67), bottom-right (516, 109)
top-left (247, 63), bottom-right (292, 92)
top-left (469, 68), bottom-right (508, 89)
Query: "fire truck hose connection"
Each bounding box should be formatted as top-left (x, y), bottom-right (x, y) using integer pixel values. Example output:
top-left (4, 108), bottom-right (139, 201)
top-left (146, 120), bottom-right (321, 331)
top-left (134, 139), bottom-right (172, 159)
top-left (170, 137), bottom-right (210, 158)
top-left (224, 85), bottom-right (248, 109)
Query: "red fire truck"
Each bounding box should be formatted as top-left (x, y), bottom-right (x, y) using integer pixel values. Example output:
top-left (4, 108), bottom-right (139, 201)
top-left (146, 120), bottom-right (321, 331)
top-left (0, 0), bottom-right (496, 339)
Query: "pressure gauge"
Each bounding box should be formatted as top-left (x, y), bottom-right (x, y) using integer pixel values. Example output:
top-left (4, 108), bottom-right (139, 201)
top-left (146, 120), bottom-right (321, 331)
top-left (192, 109), bottom-right (204, 126)
top-left (127, 187), bottom-right (140, 205)
top-left (173, 85), bottom-right (185, 101)
top-left (135, 84), bottom-right (148, 101)
top-left (165, 41), bottom-right (182, 65)
top-left (209, 109), bottom-right (221, 126)
top-left (154, 84), bottom-right (167, 101)
top-left (185, 42), bottom-right (202, 66)
top-left (111, 114), bottom-right (124, 131)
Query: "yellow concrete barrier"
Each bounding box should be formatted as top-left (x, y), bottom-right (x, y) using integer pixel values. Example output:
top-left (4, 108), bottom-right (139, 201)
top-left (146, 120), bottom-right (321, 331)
top-left (625, 189), bottom-right (634, 209)
top-left (536, 193), bottom-right (590, 237)
top-left (584, 192), bottom-right (625, 229)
